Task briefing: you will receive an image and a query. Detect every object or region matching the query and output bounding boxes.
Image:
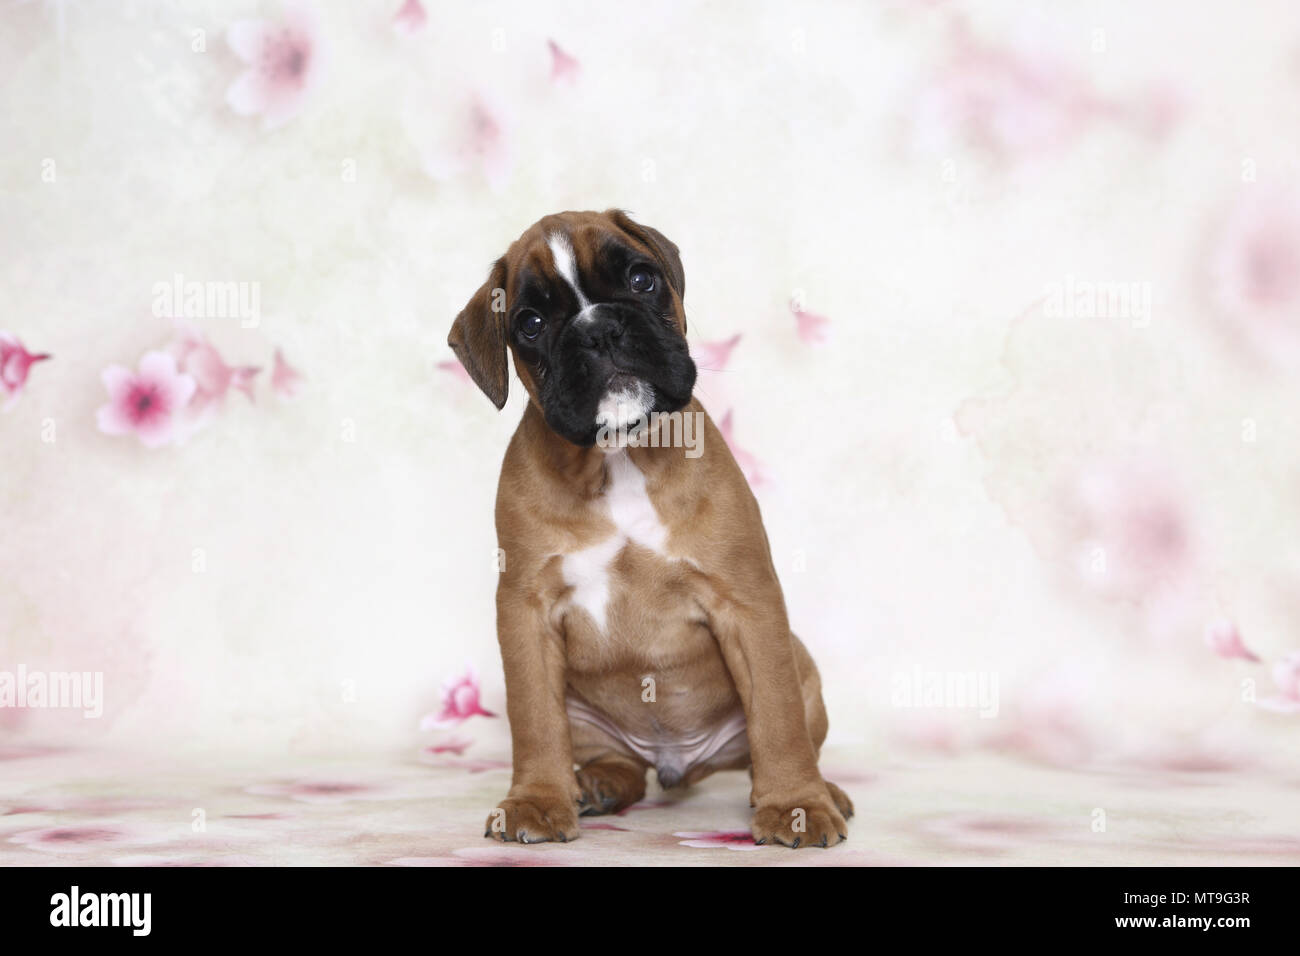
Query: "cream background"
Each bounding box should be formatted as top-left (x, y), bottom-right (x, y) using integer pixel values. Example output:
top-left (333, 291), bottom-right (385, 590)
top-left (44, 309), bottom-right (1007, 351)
top-left (3, 0), bottom-right (1299, 782)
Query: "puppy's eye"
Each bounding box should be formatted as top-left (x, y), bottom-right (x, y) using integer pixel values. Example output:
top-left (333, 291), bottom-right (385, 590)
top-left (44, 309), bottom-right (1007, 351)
top-left (517, 310), bottom-right (545, 340)
top-left (629, 266), bottom-right (656, 293)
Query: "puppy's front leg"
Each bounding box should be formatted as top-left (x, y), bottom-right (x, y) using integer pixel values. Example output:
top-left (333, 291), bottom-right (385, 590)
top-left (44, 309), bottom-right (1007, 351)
top-left (484, 587), bottom-right (580, 844)
top-left (711, 602), bottom-right (847, 848)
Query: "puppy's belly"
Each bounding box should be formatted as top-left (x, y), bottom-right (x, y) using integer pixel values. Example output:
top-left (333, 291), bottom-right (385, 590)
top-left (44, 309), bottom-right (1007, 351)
top-left (559, 546), bottom-right (747, 785)
top-left (566, 689), bottom-right (748, 786)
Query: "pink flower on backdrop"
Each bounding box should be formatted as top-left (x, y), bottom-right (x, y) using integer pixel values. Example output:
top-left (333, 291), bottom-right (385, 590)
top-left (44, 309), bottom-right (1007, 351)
top-left (8, 826), bottom-right (133, 855)
top-left (1210, 188), bottom-right (1300, 369)
top-left (692, 333), bottom-right (742, 371)
top-left (548, 39), bottom-right (581, 84)
top-left (675, 830), bottom-right (763, 851)
top-left (169, 321), bottom-right (260, 433)
top-left (438, 358), bottom-right (472, 386)
top-left (416, 93), bottom-right (512, 191)
top-left (4, 796), bottom-right (168, 816)
top-left (791, 300), bottom-right (830, 345)
top-left (1069, 457), bottom-right (1196, 605)
top-left (0, 744), bottom-right (63, 761)
top-left (423, 736), bottom-right (472, 756)
top-left (892, 670), bottom-right (1096, 769)
top-left (986, 671), bottom-right (1095, 768)
top-left (112, 854), bottom-right (262, 867)
top-left (244, 780), bottom-right (383, 805)
top-left (1204, 620), bottom-right (1259, 663)
top-left (1258, 652), bottom-right (1300, 714)
top-left (392, 0), bottom-right (426, 35)
top-left (96, 351), bottom-right (196, 448)
top-left (912, 812), bottom-right (1064, 853)
top-left (226, 1), bottom-right (325, 129)
top-left (420, 668), bottom-right (496, 729)
top-left (891, 713), bottom-right (966, 756)
top-left (0, 332), bottom-right (50, 410)
top-left (909, 20), bottom-right (1179, 162)
top-left (271, 348), bottom-right (304, 399)
top-left (718, 409), bottom-right (766, 487)
top-left (1133, 736), bottom-right (1255, 774)
top-left (417, 754), bottom-right (511, 773)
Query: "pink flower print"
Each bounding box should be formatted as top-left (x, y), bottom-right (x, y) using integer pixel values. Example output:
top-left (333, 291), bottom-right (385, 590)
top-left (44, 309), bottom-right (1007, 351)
top-left (791, 300), bottom-right (830, 345)
top-left (417, 754), bottom-right (511, 773)
top-left (96, 351), bottom-right (196, 448)
top-left (892, 713), bottom-right (966, 756)
top-left (912, 812), bottom-right (1061, 853)
top-left (168, 322), bottom-right (260, 435)
top-left (393, 0), bottom-right (426, 35)
top-left (226, 2), bottom-right (325, 129)
top-left (438, 358), bottom-right (472, 386)
top-left (174, 327), bottom-right (259, 402)
top-left (1211, 189), bottom-right (1300, 369)
top-left (244, 780), bottom-right (382, 805)
top-left (1204, 621), bottom-right (1259, 663)
top-left (692, 333), bottom-right (741, 371)
top-left (1259, 652), bottom-right (1300, 714)
top-left (986, 671), bottom-right (1094, 769)
top-left (419, 668), bottom-right (496, 729)
top-left (271, 348), bottom-right (304, 399)
top-left (423, 736), bottom-right (472, 756)
top-left (0, 333), bottom-right (50, 409)
top-left (717, 409), bottom-right (765, 488)
top-left (460, 96), bottom-right (510, 189)
top-left (548, 39), bottom-right (580, 84)
top-left (909, 21), bottom-right (1181, 164)
top-left (8, 826), bottom-right (133, 855)
top-left (416, 93), bottom-right (512, 192)
top-left (1070, 458), bottom-right (1195, 602)
top-left (675, 830), bottom-right (763, 851)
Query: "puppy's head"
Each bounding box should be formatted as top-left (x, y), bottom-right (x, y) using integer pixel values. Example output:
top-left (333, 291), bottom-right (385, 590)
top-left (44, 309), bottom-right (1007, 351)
top-left (448, 209), bottom-right (696, 447)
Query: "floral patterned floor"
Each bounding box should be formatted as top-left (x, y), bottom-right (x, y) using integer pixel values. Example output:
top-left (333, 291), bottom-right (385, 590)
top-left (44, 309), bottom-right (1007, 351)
top-left (2, 745), bottom-right (1298, 867)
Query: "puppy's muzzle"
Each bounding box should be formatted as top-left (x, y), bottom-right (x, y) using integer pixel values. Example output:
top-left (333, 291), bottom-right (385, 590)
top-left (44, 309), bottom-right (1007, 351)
top-left (569, 307), bottom-right (625, 358)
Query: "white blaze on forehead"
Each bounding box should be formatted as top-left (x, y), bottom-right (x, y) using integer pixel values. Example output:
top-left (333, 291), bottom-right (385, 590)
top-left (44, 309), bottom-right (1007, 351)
top-left (546, 231), bottom-right (593, 312)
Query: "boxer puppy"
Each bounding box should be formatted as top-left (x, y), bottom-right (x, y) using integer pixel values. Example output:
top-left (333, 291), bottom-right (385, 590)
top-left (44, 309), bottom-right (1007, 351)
top-left (449, 210), bottom-right (852, 848)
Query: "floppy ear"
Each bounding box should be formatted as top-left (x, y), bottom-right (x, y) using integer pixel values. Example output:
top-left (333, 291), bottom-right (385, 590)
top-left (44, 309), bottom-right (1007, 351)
top-left (447, 258), bottom-right (510, 409)
top-left (609, 209), bottom-right (685, 301)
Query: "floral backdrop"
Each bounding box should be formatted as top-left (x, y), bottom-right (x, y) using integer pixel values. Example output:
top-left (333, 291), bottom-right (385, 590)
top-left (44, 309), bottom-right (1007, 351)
top-left (3, 0), bottom-right (1300, 864)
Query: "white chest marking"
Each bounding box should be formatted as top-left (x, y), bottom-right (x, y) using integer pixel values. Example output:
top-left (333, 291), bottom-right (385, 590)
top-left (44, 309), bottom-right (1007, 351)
top-left (561, 452), bottom-right (667, 633)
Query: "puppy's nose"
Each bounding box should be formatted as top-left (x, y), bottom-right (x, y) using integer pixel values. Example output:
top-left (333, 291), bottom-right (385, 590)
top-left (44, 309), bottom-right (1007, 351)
top-left (574, 310), bottom-right (624, 353)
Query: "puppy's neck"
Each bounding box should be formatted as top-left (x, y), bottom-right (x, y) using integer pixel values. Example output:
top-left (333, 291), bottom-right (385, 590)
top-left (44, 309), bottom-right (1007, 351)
top-left (520, 402), bottom-right (684, 500)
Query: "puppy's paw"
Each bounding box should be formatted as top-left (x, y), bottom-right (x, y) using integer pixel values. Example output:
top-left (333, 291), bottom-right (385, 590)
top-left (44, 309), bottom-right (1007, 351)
top-left (752, 796), bottom-right (847, 849)
top-left (485, 790), bottom-right (580, 844)
top-left (824, 779), bottom-right (855, 820)
top-left (576, 759), bottom-right (647, 816)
